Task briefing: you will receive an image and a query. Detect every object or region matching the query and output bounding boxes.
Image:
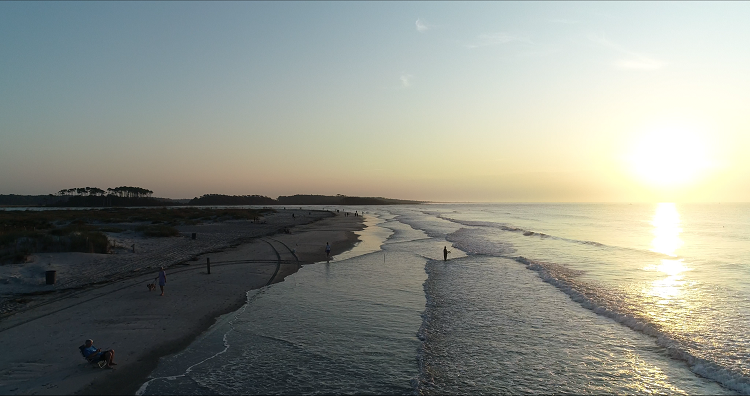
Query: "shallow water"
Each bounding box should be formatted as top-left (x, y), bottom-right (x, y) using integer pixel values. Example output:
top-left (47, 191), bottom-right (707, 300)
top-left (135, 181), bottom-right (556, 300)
top-left (139, 204), bottom-right (748, 394)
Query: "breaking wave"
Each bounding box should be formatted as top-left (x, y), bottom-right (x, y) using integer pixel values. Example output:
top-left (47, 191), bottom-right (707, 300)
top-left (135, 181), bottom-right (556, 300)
top-left (440, 225), bottom-right (750, 394)
top-left (438, 215), bottom-right (676, 259)
top-left (517, 256), bottom-right (750, 394)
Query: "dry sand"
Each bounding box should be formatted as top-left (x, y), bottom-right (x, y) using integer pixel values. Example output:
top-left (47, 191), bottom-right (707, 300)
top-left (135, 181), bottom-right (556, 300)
top-left (0, 211), bottom-right (363, 395)
top-left (0, 210), bottom-right (329, 315)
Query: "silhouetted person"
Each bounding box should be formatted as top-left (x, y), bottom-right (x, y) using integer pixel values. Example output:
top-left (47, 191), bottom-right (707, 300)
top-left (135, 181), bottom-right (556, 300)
top-left (443, 246), bottom-right (449, 261)
top-left (156, 267), bottom-right (166, 296)
top-left (325, 242), bottom-right (331, 259)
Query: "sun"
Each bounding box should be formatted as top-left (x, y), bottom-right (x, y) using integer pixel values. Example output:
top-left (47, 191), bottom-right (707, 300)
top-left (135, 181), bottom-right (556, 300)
top-left (628, 127), bottom-right (711, 188)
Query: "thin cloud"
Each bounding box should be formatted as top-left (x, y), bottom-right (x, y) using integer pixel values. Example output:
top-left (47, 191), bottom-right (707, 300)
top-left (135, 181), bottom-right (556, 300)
top-left (549, 18), bottom-right (580, 24)
top-left (589, 34), bottom-right (666, 71)
top-left (400, 73), bottom-right (413, 88)
top-left (466, 32), bottom-right (530, 49)
top-left (416, 18), bottom-right (430, 33)
top-left (518, 48), bottom-right (563, 58)
top-left (379, 73), bottom-right (415, 90)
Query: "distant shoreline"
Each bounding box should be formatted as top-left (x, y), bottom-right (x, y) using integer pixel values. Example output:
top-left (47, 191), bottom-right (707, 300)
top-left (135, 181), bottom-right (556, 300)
top-left (0, 193), bottom-right (426, 208)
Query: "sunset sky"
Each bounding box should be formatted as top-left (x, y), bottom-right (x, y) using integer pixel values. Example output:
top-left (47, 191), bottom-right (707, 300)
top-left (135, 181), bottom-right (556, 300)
top-left (1, 2), bottom-right (748, 202)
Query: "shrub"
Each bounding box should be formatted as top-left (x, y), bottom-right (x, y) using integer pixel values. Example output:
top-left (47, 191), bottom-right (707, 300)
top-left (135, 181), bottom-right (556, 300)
top-left (68, 231), bottom-right (110, 253)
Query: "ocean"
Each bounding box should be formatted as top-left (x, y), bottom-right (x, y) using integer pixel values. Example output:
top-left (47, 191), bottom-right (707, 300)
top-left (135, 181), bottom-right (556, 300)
top-left (137, 203), bottom-right (749, 395)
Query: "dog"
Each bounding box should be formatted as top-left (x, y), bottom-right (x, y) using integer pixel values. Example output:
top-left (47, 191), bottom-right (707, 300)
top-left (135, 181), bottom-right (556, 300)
top-left (147, 283), bottom-right (156, 291)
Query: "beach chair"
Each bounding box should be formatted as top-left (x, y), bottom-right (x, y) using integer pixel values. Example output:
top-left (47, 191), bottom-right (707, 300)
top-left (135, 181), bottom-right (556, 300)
top-left (79, 345), bottom-right (107, 368)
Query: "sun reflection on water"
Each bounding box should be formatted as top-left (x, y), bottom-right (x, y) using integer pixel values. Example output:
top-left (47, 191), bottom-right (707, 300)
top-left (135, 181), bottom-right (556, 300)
top-left (645, 203), bottom-right (692, 306)
top-left (651, 203), bottom-right (683, 257)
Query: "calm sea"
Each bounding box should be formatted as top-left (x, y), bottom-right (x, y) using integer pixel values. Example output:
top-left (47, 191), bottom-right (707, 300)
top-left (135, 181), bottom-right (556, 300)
top-left (138, 203), bottom-right (749, 395)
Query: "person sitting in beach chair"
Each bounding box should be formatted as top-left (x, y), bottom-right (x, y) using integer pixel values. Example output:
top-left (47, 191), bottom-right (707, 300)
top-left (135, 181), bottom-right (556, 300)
top-left (79, 339), bottom-right (117, 368)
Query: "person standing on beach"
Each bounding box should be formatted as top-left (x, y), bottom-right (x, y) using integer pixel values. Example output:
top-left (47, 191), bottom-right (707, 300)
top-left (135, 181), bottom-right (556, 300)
top-left (443, 246), bottom-right (449, 261)
top-left (156, 267), bottom-right (166, 296)
top-left (325, 242), bottom-right (331, 259)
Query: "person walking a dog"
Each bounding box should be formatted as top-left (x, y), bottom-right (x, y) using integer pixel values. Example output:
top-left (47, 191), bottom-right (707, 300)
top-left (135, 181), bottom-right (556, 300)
top-left (156, 267), bottom-right (167, 296)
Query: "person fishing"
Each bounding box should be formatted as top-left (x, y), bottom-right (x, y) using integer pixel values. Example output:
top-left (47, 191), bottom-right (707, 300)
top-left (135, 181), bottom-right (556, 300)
top-left (443, 246), bottom-right (450, 261)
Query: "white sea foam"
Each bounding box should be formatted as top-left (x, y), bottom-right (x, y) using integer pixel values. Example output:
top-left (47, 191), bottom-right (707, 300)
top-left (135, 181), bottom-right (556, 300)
top-left (436, 208), bottom-right (750, 393)
top-left (136, 289), bottom-right (262, 395)
top-left (439, 214), bottom-right (675, 260)
top-left (517, 255), bottom-right (750, 394)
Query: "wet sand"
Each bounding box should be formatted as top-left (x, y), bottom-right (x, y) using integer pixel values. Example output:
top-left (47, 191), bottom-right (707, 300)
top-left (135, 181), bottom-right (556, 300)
top-left (0, 212), bottom-right (363, 395)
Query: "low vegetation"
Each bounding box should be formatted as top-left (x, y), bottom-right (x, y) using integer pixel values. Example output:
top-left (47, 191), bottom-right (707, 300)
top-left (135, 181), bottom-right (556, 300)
top-left (136, 224), bottom-right (180, 237)
top-left (188, 194), bottom-right (276, 205)
top-left (2, 189), bottom-right (424, 208)
top-left (0, 226), bottom-right (110, 264)
top-left (189, 194), bottom-right (425, 206)
top-left (0, 207), bottom-right (270, 263)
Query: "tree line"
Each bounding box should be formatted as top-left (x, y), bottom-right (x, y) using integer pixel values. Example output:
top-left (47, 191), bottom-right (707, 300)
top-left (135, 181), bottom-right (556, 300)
top-left (189, 194), bottom-right (424, 206)
top-left (188, 194), bottom-right (276, 205)
top-left (57, 186), bottom-right (154, 198)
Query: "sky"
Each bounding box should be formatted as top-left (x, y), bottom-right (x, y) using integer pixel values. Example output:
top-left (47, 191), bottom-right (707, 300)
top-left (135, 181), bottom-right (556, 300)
top-left (1, 2), bottom-right (749, 202)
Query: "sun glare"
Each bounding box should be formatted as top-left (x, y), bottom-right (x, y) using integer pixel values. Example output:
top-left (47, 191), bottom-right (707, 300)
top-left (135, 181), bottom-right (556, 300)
top-left (645, 203), bottom-right (692, 304)
top-left (650, 202), bottom-right (683, 257)
top-left (628, 127), bottom-right (710, 188)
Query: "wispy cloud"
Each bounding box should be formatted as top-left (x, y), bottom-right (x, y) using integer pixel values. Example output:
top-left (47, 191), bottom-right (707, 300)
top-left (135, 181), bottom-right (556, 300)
top-left (415, 18), bottom-right (430, 33)
top-left (465, 32), bottom-right (530, 49)
top-left (549, 18), bottom-right (579, 24)
top-left (400, 73), bottom-right (413, 88)
top-left (379, 73), bottom-right (415, 90)
top-left (589, 34), bottom-right (666, 71)
top-left (517, 48), bottom-right (563, 58)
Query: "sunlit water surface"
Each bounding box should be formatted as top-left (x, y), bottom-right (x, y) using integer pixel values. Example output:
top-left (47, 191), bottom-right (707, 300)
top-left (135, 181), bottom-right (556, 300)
top-left (139, 204), bottom-right (749, 395)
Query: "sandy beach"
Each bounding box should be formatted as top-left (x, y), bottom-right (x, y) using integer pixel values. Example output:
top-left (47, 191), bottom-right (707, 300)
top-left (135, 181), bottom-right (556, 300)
top-left (0, 210), bottom-right (363, 395)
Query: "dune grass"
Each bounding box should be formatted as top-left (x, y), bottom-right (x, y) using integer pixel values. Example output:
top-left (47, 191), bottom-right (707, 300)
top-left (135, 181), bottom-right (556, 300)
top-left (0, 207), bottom-right (271, 263)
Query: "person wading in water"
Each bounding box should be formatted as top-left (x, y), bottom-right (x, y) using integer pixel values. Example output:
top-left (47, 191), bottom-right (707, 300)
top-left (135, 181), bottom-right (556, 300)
top-left (443, 246), bottom-right (450, 261)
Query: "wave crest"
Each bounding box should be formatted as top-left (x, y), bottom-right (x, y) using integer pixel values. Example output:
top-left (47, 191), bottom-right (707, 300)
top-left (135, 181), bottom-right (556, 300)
top-left (516, 256), bottom-right (750, 394)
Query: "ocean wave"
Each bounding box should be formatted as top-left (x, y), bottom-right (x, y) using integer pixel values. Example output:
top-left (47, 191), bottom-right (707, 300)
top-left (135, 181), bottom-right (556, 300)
top-left (438, 215), bottom-right (674, 259)
top-left (445, 228), bottom-right (517, 257)
top-left (390, 213), bottom-right (460, 240)
top-left (515, 256), bottom-right (750, 394)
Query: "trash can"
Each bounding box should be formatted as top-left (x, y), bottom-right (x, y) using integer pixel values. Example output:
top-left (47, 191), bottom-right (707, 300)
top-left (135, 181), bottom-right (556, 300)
top-left (45, 270), bottom-right (56, 285)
